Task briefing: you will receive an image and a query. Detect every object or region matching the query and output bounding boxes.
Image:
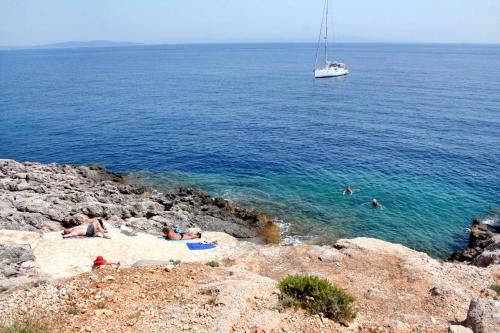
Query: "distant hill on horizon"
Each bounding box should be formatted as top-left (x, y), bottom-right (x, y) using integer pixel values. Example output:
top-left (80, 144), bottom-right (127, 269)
top-left (0, 40), bottom-right (143, 50)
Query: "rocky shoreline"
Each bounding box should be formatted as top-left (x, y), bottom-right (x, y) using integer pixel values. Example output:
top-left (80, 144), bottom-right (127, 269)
top-left (0, 159), bottom-right (275, 239)
top-left (1, 159), bottom-right (499, 332)
top-left (451, 217), bottom-right (500, 267)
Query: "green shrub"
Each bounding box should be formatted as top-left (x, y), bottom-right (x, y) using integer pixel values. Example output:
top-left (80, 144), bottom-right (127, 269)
top-left (277, 274), bottom-right (356, 323)
top-left (490, 284), bottom-right (500, 296)
top-left (68, 306), bottom-right (79, 315)
top-left (1, 317), bottom-right (49, 333)
top-left (206, 260), bottom-right (219, 268)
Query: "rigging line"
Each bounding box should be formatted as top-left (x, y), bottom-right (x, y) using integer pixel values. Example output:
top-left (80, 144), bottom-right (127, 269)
top-left (325, 0), bottom-right (328, 65)
top-left (329, 0), bottom-right (335, 59)
top-left (314, 0), bottom-right (327, 71)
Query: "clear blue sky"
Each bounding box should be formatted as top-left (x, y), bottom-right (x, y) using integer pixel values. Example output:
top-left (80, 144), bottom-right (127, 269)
top-left (1, 0), bottom-right (499, 46)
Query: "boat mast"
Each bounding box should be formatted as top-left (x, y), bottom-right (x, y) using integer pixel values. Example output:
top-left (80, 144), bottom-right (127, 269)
top-left (324, 0), bottom-right (329, 65)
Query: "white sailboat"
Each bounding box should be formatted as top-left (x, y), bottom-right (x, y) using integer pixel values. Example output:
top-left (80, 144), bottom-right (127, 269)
top-left (314, 0), bottom-right (349, 78)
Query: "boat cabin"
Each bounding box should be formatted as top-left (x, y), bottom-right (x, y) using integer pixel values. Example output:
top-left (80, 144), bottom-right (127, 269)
top-left (327, 62), bottom-right (346, 69)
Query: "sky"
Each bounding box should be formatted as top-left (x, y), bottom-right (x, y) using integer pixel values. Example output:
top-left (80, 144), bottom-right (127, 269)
top-left (1, 0), bottom-right (499, 46)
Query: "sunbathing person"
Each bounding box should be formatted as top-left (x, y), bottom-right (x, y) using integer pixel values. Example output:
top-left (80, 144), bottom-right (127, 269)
top-left (163, 227), bottom-right (201, 240)
top-left (62, 218), bottom-right (110, 239)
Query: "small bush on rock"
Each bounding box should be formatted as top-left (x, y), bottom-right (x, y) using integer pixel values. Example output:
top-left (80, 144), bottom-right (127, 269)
top-left (277, 274), bottom-right (356, 323)
top-left (490, 284), bottom-right (500, 296)
top-left (206, 260), bottom-right (219, 268)
top-left (68, 306), bottom-right (79, 315)
top-left (171, 259), bottom-right (181, 266)
top-left (1, 316), bottom-right (49, 333)
top-left (261, 222), bottom-right (281, 244)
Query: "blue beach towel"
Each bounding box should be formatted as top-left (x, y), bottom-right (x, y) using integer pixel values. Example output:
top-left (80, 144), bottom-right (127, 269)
top-left (186, 243), bottom-right (216, 250)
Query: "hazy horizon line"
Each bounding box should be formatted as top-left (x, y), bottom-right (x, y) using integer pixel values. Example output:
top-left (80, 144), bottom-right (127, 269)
top-left (2, 39), bottom-right (500, 50)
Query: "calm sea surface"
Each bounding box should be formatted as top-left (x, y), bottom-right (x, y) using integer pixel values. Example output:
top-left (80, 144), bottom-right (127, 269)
top-left (1, 43), bottom-right (499, 257)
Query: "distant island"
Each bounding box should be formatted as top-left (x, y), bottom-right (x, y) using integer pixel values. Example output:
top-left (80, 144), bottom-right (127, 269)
top-left (0, 40), bottom-right (142, 50)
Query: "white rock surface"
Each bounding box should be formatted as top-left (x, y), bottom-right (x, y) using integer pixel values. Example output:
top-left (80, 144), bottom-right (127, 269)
top-left (0, 227), bottom-right (238, 278)
top-left (0, 230), bottom-right (40, 248)
top-left (449, 325), bottom-right (473, 333)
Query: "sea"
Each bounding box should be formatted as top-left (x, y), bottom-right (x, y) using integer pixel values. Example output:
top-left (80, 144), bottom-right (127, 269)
top-left (1, 43), bottom-right (499, 258)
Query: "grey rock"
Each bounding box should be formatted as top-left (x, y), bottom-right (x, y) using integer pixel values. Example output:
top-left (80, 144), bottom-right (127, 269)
top-left (63, 213), bottom-right (89, 227)
top-left (0, 244), bottom-right (36, 280)
top-left (102, 205), bottom-right (123, 219)
top-left (14, 198), bottom-right (50, 215)
top-left (80, 204), bottom-right (104, 218)
top-left (451, 218), bottom-right (499, 267)
top-left (20, 260), bottom-right (36, 269)
top-left (130, 201), bottom-right (157, 218)
top-left (363, 287), bottom-right (387, 301)
top-left (471, 241), bottom-right (500, 267)
top-left (47, 208), bottom-right (66, 222)
top-left (13, 173), bottom-right (28, 180)
top-left (121, 206), bottom-right (132, 219)
top-left (449, 325), bottom-right (473, 333)
top-left (117, 184), bottom-right (132, 194)
top-left (430, 286), bottom-right (444, 297)
top-left (99, 290), bottom-right (114, 299)
top-left (131, 260), bottom-right (172, 267)
top-left (306, 246), bottom-right (344, 263)
top-left (0, 275), bottom-right (34, 292)
top-left (124, 217), bottom-right (149, 229)
top-left (25, 213), bottom-right (50, 229)
top-left (15, 181), bottom-right (32, 191)
top-left (465, 298), bottom-right (500, 333)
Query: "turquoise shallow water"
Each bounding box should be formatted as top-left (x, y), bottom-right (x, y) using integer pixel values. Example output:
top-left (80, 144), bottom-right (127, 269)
top-left (1, 43), bottom-right (499, 257)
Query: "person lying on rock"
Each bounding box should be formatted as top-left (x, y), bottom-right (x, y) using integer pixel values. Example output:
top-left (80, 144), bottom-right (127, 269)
top-left (62, 218), bottom-right (110, 239)
top-left (163, 227), bottom-right (201, 240)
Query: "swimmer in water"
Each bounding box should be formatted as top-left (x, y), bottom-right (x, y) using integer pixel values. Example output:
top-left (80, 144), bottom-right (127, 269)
top-left (372, 198), bottom-right (383, 209)
top-left (343, 185), bottom-right (353, 195)
top-left (342, 185), bottom-right (359, 196)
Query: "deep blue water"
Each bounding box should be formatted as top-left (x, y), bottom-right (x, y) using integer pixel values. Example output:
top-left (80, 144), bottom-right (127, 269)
top-left (1, 43), bottom-right (499, 257)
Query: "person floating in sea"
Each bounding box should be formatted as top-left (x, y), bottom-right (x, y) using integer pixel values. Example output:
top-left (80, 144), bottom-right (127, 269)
top-left (163, 227), bottom-right (202, 240)
top-left (342, 185), bottom-right (359, 195)
top-left (62, 218), bottom-right (110, 239)
top-left (372, 198), bottom-right (384, 209)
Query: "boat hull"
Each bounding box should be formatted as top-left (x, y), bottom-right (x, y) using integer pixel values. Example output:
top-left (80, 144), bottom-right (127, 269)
top-left (314, 68), bottom-right (349, 78)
